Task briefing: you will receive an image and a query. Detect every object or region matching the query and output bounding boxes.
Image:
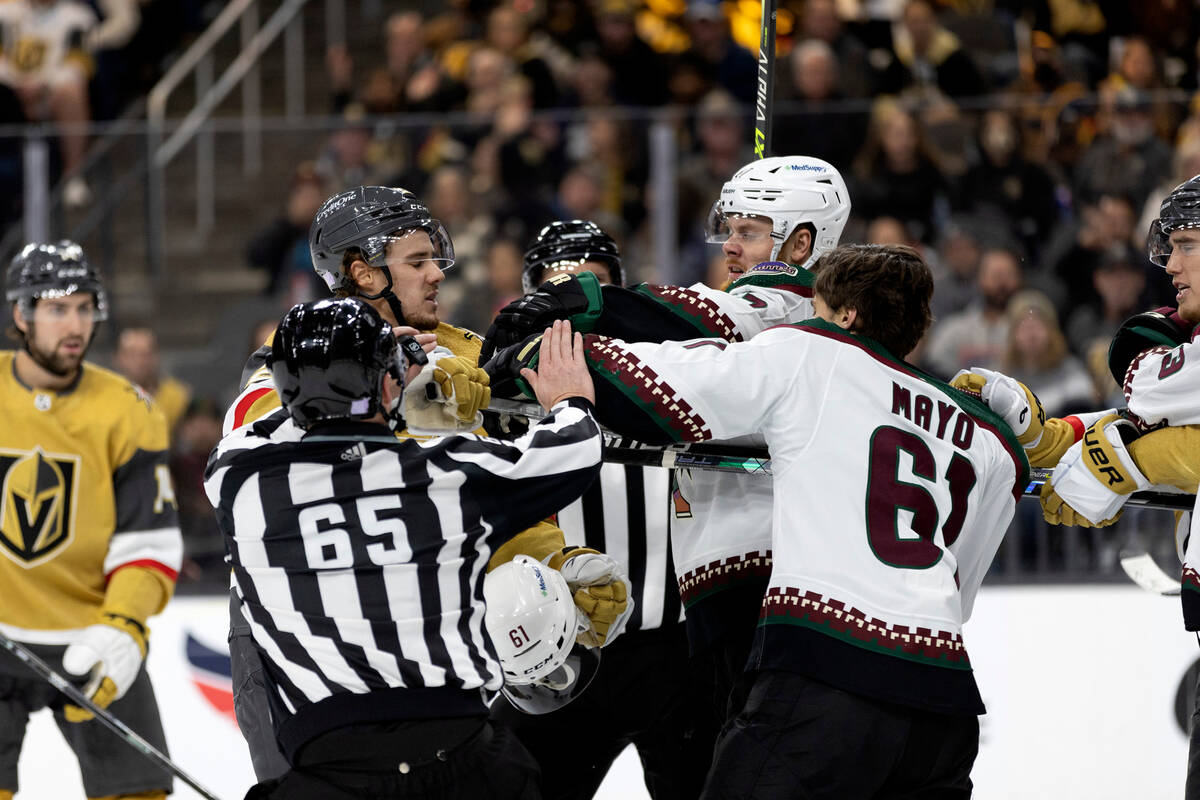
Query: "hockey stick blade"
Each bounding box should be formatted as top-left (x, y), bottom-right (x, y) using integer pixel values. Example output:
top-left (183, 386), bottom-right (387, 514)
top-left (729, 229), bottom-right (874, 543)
top-left (0, 630), bottom-right (224, 800)
top-left (1118, 551), bottom-right (1181, 596)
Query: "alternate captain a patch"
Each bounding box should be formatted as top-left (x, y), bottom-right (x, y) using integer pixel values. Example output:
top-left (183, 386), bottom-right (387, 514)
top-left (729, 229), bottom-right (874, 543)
top-left (0, 446), bottom-right (80, 567)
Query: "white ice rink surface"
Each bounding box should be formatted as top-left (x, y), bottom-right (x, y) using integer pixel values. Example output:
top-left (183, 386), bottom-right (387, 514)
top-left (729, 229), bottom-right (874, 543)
top-left (15, 586), bottom-right (1197, 799)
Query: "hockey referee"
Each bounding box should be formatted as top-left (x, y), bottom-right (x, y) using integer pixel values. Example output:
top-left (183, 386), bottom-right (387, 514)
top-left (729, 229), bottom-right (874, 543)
top-left (205, 300), bottom-right (602, 799)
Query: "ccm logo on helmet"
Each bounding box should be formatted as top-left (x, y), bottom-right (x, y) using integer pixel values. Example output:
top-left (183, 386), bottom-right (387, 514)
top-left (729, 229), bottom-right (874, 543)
top-left (1083, 428), bottom-right (1126, 486)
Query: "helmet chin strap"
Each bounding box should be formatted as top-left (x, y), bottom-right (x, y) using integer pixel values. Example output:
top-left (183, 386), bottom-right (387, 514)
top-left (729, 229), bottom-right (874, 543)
top-left (382, 291), bottom-right (407, 328)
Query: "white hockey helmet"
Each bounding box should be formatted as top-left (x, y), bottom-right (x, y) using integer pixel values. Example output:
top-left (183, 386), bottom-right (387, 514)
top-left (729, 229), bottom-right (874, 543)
top-left (705, 156), bottom-right (851, 268)
top-left (483, 555), bottom-right (600, 714)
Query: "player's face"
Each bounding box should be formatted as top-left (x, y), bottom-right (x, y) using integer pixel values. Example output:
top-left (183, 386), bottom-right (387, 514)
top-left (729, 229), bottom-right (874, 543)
top-left (1166, 229), bottom-right (1200, 323)
top-left (537, 260), bottom-right (613, 286)
top-left (17, 293), bottom-right (97, 378)
top-left (383, 230), bottom-right (446, 330)
top-left (720, 215), bottom-right (774, 282)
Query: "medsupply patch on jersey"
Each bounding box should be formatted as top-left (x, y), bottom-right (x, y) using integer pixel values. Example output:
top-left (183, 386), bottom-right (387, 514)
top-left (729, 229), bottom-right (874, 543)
top-left (0, 353), bottom-right (181, 641)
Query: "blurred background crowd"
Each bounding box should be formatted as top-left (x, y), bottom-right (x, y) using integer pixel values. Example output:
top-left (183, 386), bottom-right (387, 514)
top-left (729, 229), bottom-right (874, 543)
top-left (0, 0), bottom-right (1194, 585)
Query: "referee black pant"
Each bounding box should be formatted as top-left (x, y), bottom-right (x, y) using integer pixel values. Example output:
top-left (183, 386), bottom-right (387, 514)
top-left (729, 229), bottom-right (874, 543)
top-left (492, 624), bottom-right (718, 800)
top-left (701, 670), bottom-right (979, 800)
top-left (245, 715), bottom-right (540, 800)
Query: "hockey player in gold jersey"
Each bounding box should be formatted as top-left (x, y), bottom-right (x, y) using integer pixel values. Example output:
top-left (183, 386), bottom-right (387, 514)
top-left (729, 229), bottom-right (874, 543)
top-left (221, 186), bottom-right (631, 782)
top-left (0, 242), bottom-right (182, 800)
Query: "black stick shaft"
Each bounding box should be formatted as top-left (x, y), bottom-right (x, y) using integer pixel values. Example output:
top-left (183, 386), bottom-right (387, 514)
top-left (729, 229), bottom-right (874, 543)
top-left (490, 401), bottom-right (1193, 511)
top-left (0, 630), bottom-right (224, 800)
top-left (755, 0), bottom-right (778, 159)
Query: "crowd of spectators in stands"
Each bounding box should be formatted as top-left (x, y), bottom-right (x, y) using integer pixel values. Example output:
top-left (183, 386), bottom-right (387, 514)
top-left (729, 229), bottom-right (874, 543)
top-left (0, 0), bottom-right (204, 219)
top-left (240, 0), bottom-right (1190, 426)
top-left (243, 0), bottom-right (1200, 577)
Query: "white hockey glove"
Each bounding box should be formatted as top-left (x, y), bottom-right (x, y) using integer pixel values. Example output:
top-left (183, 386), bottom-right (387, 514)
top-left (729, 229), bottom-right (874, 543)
top-left (950, 367), bottom-right (1046, 448)
top-left (1040, 414), bottom-right (1150, 527)
top-left (403, 352), bottom-right (491, 434)
top-left (61, 614), bottom-right (148, 722)
top-left (546, 547), bottom-right (634, 648)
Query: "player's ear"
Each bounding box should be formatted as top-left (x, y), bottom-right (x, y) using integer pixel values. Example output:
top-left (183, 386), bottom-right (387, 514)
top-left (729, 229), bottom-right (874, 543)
top-left (11, 304), bottom-right (28, 334)
top-left (348, 258), bottom-right (376, 292)
top-left (830, 306), bottom-right (857, 330)
top-left (783, 227), bottom-right (812, 264)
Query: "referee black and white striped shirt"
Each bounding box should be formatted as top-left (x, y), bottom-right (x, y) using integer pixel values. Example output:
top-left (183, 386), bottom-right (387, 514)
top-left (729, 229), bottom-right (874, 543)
top-left (204, 399), bottom-right (601, 761)
top-left (554, 463), bottom-right (682, 632)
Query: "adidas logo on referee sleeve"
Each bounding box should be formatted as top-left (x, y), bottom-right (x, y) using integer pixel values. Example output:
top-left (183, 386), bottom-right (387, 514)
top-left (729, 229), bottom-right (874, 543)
top-left (340, 443), bottom-right (368, 461)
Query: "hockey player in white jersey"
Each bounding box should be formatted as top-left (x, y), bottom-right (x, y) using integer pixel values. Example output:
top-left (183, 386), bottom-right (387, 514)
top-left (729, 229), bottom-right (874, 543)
top-left (489, 220), bottom-right (717, 800)
top-left (498, 244), bottom-right (1028, 798)
top-left (954, 174), bottom-right (1200, 798)
top-left (484, 156), bottom-right (851, 725)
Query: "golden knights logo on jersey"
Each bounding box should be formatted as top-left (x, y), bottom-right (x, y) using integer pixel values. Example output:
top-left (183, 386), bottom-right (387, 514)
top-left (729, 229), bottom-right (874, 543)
top-left (0, 447), bottom-right (80, 567)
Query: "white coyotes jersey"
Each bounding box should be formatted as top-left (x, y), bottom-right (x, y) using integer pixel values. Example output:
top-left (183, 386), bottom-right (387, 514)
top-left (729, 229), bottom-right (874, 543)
top-left (612, 321), bottom-right (1026, 655)
top-left (1124, 333), bottom-right (1200, 428)
top-left (664, 283), bottom-right (814, 612)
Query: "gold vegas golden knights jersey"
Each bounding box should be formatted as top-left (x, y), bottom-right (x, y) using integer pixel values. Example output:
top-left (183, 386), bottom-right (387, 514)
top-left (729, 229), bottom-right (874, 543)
top-left (0, 352), bottom-right (182, 642)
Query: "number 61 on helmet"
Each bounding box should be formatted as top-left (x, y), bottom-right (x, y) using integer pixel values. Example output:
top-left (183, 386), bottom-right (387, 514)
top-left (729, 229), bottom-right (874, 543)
top-left (483, 555), bottom-right (601, 715)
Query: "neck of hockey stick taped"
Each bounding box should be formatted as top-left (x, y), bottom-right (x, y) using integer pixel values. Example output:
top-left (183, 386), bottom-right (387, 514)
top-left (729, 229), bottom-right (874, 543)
top-left (754, 0), bottom-right (778, 159)
top-left (0, 630), bottom-right (224, 800)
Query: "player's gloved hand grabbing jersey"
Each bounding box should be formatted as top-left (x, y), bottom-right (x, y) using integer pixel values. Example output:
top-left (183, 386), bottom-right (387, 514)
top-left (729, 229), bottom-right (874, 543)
top-left (481, 272), bottom-right (603, 363)
top-left (1040, 413), bottom-right (1150, 527)
top-left (950, 366), bottom-right (1088, 467)
top-left (404, 352), bottom-right (491, 432)
top-left (951, 367), bottom-right (1046, 447)
top-left (61, 612), bottom-right (148, 722)
top-left (546, 546), bottom-right (633, 648)
top-left (482, 333), bottom-right (542, 401)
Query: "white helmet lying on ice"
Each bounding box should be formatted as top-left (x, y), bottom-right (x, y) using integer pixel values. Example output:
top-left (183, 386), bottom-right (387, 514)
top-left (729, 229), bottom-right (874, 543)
top-left (484, 555), bottom-right (601, 714)
top-left (705, 155), bottom-right (851, 268)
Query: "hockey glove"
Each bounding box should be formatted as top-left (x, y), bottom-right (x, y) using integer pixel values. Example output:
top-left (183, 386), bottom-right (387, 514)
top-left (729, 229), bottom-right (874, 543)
top-left (1107, 307), bottom-right (1192, 384)
top-left (62, 613), bottom-right (148, 722)
top-left (403, 354), bottom-right (491, 433)
top-left (547, 547), bottom-right (633, 648)
top-left (950, 367), bottom-right (1046, 448)
top-left (1040, 413), bottom-right (1150, 527)
top-left (482, 334), bottom-right (542, 400)
top-left (481, 272), bottom-right (603, 363)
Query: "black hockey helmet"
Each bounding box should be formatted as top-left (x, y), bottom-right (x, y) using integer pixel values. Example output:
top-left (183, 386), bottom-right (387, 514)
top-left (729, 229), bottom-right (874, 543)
top-left (522, 220), bottom-right (622, 294)
top-left (1148, 174), bottom-right (1200, 266)
top-left (309, 185), bottom-right (455, 295)
top-left (6, 240), bottom-right (108, 320)
top-left (268, 297), bottom-right (401, 428)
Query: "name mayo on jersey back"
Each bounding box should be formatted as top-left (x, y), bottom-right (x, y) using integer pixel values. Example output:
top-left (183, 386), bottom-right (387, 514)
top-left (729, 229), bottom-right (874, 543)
top-left (607, 321), bottom-right (1026, 715)
top-left (0, 353), bottom-right (180, 636)
top-left (747, 323), bottom-right (1026, 715)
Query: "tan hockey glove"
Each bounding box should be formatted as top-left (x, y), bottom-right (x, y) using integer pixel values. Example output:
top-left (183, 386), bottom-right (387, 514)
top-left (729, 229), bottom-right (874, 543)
top-left (1039, 414), bottom-right (1149, 528)
top-left (404, 354), bottom-right (491, 432)
top-left (950, 367), bottom-right (1045, 448)
top-left (547, 546), bottom-right (633, 648)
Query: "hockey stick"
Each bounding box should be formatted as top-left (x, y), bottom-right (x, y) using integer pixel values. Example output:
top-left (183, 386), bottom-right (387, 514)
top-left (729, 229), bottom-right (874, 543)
top-left (0, 630), bottom-right (224, 800)
top-left (1118, 550), bottom-right (1181, 596)
top-left (754, 0), bottom-right (778, 159)
top-left (488, 400), bottom-right (1195, 509)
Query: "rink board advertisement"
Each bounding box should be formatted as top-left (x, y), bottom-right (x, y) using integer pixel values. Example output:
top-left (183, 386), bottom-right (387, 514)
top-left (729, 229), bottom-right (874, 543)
top-left (16, 586), bottom-right (1198, 800)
